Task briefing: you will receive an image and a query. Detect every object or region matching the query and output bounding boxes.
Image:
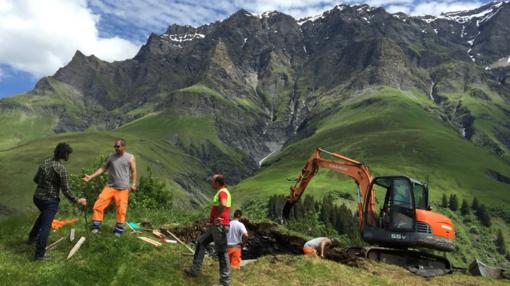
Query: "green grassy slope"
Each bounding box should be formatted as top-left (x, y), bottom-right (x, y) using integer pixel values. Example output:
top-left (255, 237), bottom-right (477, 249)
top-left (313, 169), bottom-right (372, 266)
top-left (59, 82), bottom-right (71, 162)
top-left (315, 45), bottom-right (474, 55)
top-left (233, 86), bottom-right (510, 268)
top-left (235, 87), bottom-right (510, 207)
top-left (0, 213), bottom-right (507, 286)
top-left (0, 106), bottom-right (255, 213)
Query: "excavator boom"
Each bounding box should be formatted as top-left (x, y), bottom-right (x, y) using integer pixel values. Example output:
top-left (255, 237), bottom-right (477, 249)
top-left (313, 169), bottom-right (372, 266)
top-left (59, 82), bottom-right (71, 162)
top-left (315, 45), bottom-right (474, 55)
top-left (284, 148), bottom-right (374, 228)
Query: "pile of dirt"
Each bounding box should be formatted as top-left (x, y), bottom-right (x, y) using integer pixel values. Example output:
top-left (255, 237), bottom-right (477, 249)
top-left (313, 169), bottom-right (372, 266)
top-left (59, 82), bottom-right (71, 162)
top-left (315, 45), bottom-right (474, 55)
top-left (160, 219), bottom-right (361, 267)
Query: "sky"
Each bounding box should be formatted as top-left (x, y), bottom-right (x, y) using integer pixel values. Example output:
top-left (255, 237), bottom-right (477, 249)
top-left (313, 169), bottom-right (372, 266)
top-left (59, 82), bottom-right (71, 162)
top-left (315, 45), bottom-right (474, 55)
top-left (0, 0), bottom-right (496, 97)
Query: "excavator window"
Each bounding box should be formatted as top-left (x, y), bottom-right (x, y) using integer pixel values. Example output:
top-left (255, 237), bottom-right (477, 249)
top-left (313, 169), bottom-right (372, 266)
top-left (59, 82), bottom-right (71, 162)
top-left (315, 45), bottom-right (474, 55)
top-left (413, 183), bottom-right (427, 210)
top-left (391, 179), bottom-right (412, 209)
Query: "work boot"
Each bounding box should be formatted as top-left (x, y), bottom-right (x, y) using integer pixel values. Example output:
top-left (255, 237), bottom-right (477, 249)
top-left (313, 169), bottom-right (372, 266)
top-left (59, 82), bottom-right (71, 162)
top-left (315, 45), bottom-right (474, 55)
top-left (184, 269), bottom-right (199, 277)
top-left (91, 220), bottom-right (102, 232)
top-left (114, 223), bottom-right (124, 237)
top-left (34, 255), bottom-right (52, 261)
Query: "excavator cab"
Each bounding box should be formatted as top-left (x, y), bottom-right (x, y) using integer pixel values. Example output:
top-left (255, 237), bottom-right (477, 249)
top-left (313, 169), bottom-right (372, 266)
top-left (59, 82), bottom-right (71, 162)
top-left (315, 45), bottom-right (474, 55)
top-left (363, 176), bottom-right (454, 252)
top-left (363, 176), bottom-right (421, 246)
top-left (373, 176), bottom-right (418, 232)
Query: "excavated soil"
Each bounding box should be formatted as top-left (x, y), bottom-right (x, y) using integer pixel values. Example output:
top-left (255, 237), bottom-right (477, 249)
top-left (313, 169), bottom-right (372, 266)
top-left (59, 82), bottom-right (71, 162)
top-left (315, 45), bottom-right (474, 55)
top-left (159, 219), bottom-right (361, 267)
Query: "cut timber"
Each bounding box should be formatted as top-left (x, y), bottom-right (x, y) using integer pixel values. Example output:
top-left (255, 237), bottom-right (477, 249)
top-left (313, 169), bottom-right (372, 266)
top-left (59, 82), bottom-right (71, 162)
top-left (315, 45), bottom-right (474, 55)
top-left (70, 228), bottom-right (75, 242)
top-left (45, 237), bottom-right (64, 250)
top-left (67, 237), bottom-right (86, 259)
top-left (138, 236), bottom-right (162, 247)
top-left (162, 229), bottom-right (194, 254)
top-left (152, 229), bottom-right (165, 239)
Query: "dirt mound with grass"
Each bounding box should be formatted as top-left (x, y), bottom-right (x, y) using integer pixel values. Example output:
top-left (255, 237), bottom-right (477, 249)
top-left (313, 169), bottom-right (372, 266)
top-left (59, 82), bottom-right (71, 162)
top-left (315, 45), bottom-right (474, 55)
top-left (159, 219), bottom-right (361, 266)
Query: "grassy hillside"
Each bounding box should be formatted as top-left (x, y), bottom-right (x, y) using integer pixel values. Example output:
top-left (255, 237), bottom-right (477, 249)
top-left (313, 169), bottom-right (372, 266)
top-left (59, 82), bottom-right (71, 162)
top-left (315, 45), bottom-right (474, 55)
top-left (233, 86), bottom-right (510, 268)
top-left (0, 110), bottom-right (251, 213)
top-left (235, 87), bottom-right (510, 207)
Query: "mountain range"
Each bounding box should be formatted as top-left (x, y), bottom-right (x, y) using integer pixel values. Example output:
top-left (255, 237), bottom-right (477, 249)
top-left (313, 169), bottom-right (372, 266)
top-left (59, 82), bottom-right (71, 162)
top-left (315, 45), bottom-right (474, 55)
top-left (1, 1), bottom-right (509, 217)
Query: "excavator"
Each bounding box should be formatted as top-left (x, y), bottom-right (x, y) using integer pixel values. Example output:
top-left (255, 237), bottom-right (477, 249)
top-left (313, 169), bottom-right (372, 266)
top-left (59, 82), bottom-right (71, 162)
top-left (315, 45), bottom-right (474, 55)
top-left (283, 148), bottom-right (456, 276)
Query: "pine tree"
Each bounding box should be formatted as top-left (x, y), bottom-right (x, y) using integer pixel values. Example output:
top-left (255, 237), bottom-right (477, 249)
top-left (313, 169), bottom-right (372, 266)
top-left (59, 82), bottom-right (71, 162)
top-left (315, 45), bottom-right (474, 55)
top-left (471, 197), bottom-right (479, 210)
top-left (449, 194), bottom-right (458, 211)
top-left (477, 204), bottom-right (491, 227)
top-left (441, 194), bottom-right (448, 208)
top-left (320, 196), bottom-right (333, 228)
top-left (496, 229), bottom-right (507, 255)
top-left (460, 199), bottom-right (470, 215)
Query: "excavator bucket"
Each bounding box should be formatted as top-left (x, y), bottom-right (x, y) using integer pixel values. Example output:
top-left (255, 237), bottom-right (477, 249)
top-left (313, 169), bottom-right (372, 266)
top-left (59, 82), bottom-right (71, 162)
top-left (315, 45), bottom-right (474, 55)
top-left (282, 200), bottom-right (294, 220)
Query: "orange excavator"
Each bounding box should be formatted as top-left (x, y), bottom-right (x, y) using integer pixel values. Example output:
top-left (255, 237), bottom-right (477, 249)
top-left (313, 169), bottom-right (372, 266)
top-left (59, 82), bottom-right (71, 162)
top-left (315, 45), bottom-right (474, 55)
top-left (283, 148), bottom-right (456, 276)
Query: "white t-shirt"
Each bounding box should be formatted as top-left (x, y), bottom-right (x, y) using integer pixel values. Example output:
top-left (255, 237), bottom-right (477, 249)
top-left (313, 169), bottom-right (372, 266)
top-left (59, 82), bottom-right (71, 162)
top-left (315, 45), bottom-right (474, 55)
top-left (227, 219), bottom-right (248, 246)
top-left (304, 237), bottom-right (327, 249)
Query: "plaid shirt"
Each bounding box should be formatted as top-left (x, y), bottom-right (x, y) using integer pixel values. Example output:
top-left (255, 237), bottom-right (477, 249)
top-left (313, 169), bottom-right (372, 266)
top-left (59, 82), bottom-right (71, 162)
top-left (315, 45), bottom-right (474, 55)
top-left (33, 158), bottom-right (78, 203)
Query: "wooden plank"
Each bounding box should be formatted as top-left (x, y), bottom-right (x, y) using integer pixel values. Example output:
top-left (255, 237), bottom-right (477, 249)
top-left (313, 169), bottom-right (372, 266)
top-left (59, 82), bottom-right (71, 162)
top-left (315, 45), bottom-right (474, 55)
top-left (69, 228), bottom-right (75, 242)
top-left (67, 237), bottom-right (86, 259)
top-left (138, 236), bottom-right (162, 247)
top-left (152, 229), bottom-right (165, 239)
top-left (45, 237), bottom-right (64, 250)
top-left (163, 230), bottom-right (194, 254)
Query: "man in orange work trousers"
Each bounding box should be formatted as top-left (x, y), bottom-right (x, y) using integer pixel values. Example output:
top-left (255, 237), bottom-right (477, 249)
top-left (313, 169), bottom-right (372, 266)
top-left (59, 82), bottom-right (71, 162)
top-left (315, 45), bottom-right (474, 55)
top-left (82, 138), bottom-right (137, 236)
top-left (227, 209), bottom-right (248, 269)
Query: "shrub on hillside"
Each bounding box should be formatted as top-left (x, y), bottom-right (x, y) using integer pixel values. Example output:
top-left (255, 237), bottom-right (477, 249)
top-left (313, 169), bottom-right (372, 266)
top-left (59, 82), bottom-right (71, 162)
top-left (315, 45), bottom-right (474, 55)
top-left (441, 194), bottom-right (448, 208)
top-left (495, 229), bottom-right (506, 255)
top-left (449, 194), bottom-right (459, 211)
top-left (129, 167), bottom-right (173, 210)
top-left (471, 197), bottom-right (479, 210)
top-left (476, 204), bottom-right (491, 227)
top-left (460, 199), bottom-right (470, 215)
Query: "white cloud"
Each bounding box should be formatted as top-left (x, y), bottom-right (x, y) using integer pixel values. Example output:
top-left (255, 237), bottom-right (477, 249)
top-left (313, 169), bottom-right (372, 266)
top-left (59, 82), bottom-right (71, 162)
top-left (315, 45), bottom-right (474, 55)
top-left (88, 0), bottom-right (486, 34)
top-left (385, 4), bottom-right (411, 14)
top-left (0, 0), bottom-right (140, 79)
top-left (407, 1), bottom-right (484, 16)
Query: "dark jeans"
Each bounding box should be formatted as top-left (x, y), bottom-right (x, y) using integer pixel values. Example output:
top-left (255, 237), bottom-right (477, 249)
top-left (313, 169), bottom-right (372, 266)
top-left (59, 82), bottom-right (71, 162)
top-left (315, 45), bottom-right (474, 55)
top-left (28, 197), bottom-right (59, 258)
top-left (191, 224), bottom-right (230, 286)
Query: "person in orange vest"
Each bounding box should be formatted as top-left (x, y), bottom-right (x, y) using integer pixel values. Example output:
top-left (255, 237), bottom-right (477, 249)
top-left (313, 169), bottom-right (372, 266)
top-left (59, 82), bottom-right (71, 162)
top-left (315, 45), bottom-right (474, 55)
top-left (82, 138), bottom-right (137, 237)
top-left (186, 174), bottom-right (231, 286)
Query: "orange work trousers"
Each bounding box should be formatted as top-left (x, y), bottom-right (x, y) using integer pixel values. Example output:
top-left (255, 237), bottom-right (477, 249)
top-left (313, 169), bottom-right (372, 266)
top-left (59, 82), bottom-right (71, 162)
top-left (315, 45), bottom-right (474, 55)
top-left (303, 246), bottom-right (317, 255)
top-left (92, 186), bottom-right (129, 224)
top-left (227, 245), bottom-right (242, 269)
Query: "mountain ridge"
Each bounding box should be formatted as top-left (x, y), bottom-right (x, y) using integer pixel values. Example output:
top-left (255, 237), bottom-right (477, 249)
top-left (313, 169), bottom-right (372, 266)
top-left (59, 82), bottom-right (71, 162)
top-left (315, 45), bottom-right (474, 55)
top-left (0, 1), bottom-right (509, 211)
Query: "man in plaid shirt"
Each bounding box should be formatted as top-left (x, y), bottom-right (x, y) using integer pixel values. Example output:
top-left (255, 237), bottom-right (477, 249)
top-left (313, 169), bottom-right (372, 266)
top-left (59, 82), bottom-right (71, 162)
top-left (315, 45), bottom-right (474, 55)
top-left (28, 142), bottom-right (87, 260)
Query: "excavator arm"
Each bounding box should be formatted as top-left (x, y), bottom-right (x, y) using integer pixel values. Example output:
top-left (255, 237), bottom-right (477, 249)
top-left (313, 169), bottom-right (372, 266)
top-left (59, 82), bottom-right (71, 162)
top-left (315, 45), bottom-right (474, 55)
top-left (283, 148), bottom-right (376, 229)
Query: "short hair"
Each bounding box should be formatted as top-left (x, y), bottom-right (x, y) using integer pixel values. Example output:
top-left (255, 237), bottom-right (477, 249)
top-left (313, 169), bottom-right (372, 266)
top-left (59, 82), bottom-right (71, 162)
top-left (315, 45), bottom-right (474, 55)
top-left (233, 209), bottom-right (242, 218)
top-left (116, 138), bottom-right (126, 146)
top-left (212, 174), bottom-right (225, 186)
top-left (53, 142), bottom-right (73, 160)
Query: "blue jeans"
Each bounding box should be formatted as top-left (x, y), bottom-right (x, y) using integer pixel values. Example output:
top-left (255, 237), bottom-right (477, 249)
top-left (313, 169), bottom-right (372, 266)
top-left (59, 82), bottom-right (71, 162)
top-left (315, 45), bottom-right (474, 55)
top-left (29, 197), bottom-right (59, 258)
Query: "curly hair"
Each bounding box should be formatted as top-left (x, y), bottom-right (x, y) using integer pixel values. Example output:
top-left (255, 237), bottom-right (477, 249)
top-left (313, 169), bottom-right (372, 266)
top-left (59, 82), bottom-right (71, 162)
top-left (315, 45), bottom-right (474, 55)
top-left (53, 142), bottom-right (73, 160)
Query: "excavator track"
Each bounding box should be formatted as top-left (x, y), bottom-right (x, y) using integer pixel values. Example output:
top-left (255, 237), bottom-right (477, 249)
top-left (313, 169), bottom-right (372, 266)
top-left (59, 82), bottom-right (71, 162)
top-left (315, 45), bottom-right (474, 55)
top-left (347, 246), bottom-right (452, 277)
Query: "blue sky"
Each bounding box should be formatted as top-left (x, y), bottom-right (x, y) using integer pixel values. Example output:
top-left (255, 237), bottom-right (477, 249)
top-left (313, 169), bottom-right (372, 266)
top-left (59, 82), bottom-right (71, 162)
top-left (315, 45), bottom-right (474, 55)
top-left (0, 0), bottom-right (494, 98)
